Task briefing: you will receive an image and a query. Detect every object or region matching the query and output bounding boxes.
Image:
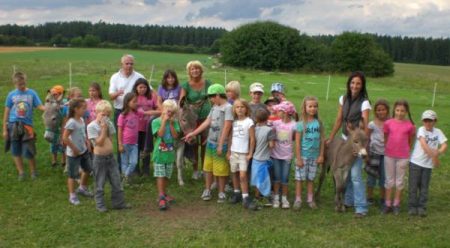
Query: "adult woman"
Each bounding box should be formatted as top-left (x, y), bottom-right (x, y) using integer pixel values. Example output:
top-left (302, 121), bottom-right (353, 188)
top-left (328, 71), bottom-right (370, 217)
top-left (179, 61), bottom-right (212, 179)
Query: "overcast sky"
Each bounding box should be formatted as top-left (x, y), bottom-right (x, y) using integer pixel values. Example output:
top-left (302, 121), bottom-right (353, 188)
top-left (0, 0), bottom-right (449, 38)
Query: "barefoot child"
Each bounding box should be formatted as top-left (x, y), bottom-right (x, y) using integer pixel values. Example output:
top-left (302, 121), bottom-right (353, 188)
top-left (294, 96), bottom-right (324, 210)
top-left (152, 100), bottom-right (180, 210)
top-left (87, 100), bottom-right (129, 212)
top-left (62, 98), bottom-right (93, 205)
top-left (408, 110), bottom-right (447, 217)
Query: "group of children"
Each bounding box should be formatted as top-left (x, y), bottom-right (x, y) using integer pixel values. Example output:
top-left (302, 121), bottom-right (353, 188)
top-left (3, 71), bottom-right (447, 216)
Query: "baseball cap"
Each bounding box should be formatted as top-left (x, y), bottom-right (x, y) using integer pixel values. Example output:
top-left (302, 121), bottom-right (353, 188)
top-left (250, 82), bottom-right (264, 93)
top-left (207, 84), bottom-right (226, 95)
top-left (264, 96), bottom-right (280, 105)
top-left (50, 85), bottom-right (65, 95)
top-left (421, 110), bottom-right (437, 120)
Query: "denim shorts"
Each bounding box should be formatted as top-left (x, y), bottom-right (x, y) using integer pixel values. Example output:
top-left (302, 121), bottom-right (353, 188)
top-left (67, 151), bottom-right (92, 179)
top-left (8, 123), bottom-right (35, 159)
top-left (271, 158), bottom-right (292, 185)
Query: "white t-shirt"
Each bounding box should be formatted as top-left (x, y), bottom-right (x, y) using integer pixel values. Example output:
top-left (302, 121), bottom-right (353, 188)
top-left (338, 95), bottom-right (371, 140)
top-left (410, 126), bottom-right (447, 169)
top-left (230, 117), bottom-right (254, 153)
top-left (64, 118), bottom-right (87, 157)
top-left (368, 121), bottom-right (385, 155)
top-left (108, 70), bottom-right (145, 109)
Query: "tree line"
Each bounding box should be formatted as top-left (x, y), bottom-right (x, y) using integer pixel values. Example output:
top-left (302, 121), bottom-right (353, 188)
top-left (0, 21), bottom-right (448, 66)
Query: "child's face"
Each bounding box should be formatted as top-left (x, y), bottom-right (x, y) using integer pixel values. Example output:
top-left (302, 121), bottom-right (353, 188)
top-left (375, 104), bottom-right (388, 120)
top-left (226, 90), bottom-right (237, 101)
top-left (166, 75), bottom-right (176, 87)
top-left (97, 110), bottom-right (111, 120)
top-left (164, 108), bottom-right (176, 118)
top-left (14, 79), bottom-right (26, 91)
top-left (272, 91), bottom-right (284, 101)
top-left (234, 101), bottom-right (247, 118)
top-left (305, 100), bottom-right (318, 117)
top-left (76, 103), bottom-right (87, 116)
top-left (423, 119), bottom-right (435, 131)
top-left (71, 91), bottom-right (82, 99)
top-left (394, 105), bottom-right (407, 120)
top-left (89, 87), bottom-right (99, 99)
top-left (250, 91), bottom-right (263, 103)
top-left (209, 94), bottom-right (219, 105)
top-left (52, 92), bottom-right (62, 100)
top-left (129, 97), bottom-right (138, 110)
top-left (136, 84), bottom-right (148, 96)
top-left (277, 110), bottom-right (286, 118)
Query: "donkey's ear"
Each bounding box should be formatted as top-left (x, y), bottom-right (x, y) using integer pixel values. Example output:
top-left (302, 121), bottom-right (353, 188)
top-left (180, 96), bottom-right (186, 108)
top-left (346, 122), bottom-right (355, 133)
top-left (358, 120), bottom-right (365, 130)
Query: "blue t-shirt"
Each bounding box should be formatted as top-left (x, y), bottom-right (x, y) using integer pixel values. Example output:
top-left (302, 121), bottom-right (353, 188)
top-left (6, 88), bottom-right (42, 126)
top-left (296, 119), bottom-right (321, 158)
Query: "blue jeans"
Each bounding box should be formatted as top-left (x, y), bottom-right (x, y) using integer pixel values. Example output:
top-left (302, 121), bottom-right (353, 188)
top-left (120, 144), bottom-right (138, 177)
top-left (272, 158), bottom-right (291, 185)
top-left (367, 155), bottom-right (385, 188)
top-left (344, 157), bottom-right (368, 214)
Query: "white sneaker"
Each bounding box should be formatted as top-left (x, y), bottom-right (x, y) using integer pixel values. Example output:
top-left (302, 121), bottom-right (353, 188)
top-left (217, 192), bottom-right (226, 203)
top-left (201, 189), bottom-right (211, 201)
top-left (192, 171), bottom-right (202, 180)
top-left (69, 196), bottom-right (80, 206)
top-left (273, 195), bottom-right (280, 208)
top-left (210, 181), bottom-right (217, 191)
top-left (281, 197), bottom-right (290, 209)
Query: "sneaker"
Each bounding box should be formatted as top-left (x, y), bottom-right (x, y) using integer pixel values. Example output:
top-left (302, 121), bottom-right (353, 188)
top-left (273, 197), bottom-right (280, 208)
top-left (229, 192), bottom-right (242, 204)
top-left (217, 192), bottom-right (226, 203)
top-left (210, 181), bottom-right (217, 191)
top-left (243, 197), bottom-right (261, 211)
top-left (408, 208), bottom-right (418, 216)
top-left (159, 197), bottom-right (168, 211)
top-left (393, 206), bottom-right (400, 215)
top-left (281, 198), bottom-right (290, 209)
top-left (382, 205), bottom-right (392, 214)
top-left (18, 173), bottom-right (25, 181)
top-left (192, 171), bottom-right (202, 180)
top-left (354, 212), bottom-right (367, 218)
top-left (308, 201), bottom-right (318, 210)
top-left (258, 197), bottom-right (273, 207)
top-left (165, 194), bottom-right (175, 203)
top-left (69, 196), bottom-right (80, 206)
top-left (201, 189), bottom-right (212, 201)
top-left (76, 187), bottom-right (94, 197)
top-left (293, 200), bottom-right (302, 211)
top-left (97, 206), bottom-right (108, 213)
top-left (418, 208), bottom-right (427, 217)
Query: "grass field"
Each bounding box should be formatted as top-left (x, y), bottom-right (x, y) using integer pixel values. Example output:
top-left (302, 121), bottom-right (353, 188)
top-left (0, 47), bottom-right (449, 247)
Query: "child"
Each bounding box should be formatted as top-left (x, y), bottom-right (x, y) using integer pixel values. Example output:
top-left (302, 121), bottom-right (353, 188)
top-left (152, 100), bottom-right (181, 210)
top-left (366, 99), bottom-right (390, 206)
top-left (157, 69), bottom-right (181, 106)
top-left (86, 82), bottom-right (103, 124)
top-left (383, 99), bottom-right (415, 215)
top-left (87, 100), bottom-right (129, 212)
top-left (225, 80), bottom-right (241, 104)
top-left (270, 82), bottom-right (286, 102)
top-left (264, 96), bottom-right (280, 127)
top-left (249, 82), bottom-right (269, 121)
top-left (185, 84), bottom-right (233, 203)
top-left (62, 98), bottom-right (93, 205)
top-left (409, 110), bottom-right (447, 217)
top-left (251, 109), bottom-right (276, 206)
top-left (133, 78), bottom-right (160, 177)
top-left (271, 101), bottom-right (297, 209)
top-left (49, 85), bottom-right (66, 168)
top-left (3, 72), bottom-right (45, 180)
top-left (227, 99), bottom-right (257, 209)
top-left (294, 96), bottom-right (324, 210)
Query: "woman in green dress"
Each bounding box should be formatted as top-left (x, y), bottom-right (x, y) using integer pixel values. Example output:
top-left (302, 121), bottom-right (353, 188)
top-left (179, 60), bottom-right (212, 180)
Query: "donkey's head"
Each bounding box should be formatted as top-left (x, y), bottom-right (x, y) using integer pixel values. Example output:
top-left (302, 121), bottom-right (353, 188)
top-left (346, 123), bottom-right (368, 158)
top-left (178, 96), bottom-right (198, 142)
top-left (42, 90), bottom-right (64, 143)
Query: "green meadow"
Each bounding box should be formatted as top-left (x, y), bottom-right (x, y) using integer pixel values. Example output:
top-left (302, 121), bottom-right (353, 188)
top-left (0, 48), bottom-right (449, 247)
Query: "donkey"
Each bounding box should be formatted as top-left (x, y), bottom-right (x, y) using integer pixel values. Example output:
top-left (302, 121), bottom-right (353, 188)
top-left (42, 91), bottom-right (64, 144)
top-left (175, 97), bottom-right (198, 186)
top-left (315, 126), bottom-right (368, 212)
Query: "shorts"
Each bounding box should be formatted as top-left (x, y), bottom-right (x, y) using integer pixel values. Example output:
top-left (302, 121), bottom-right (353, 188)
top-left (229, 151), bottom-right (248, 173)
top-left (50, 142), bottom-right (64, 154)
top-left (204, 142), bottom-right (229, 176)
top-left (8, 123), bottom-right (36, 159)
top-left (154, 163), bottom-right (174, 178)
top-left (295, 157), bottom-right (318, 181)
top-left (67, 151), bottom-right (92, 179)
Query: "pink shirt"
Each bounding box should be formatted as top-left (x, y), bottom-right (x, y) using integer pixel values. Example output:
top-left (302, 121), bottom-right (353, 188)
top-left (384, 119), bottom-right (415, 158)
top-left (271, 119), bottom-right (297, 160)
top-left (137, 95), bottom-right (157, 132)
top-left (86, 98), bottom-right (101, 124)
top-left (117, 111), bottom-right (140, 144)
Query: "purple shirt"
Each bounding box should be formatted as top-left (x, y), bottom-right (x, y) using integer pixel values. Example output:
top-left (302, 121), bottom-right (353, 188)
top-left (157, 85), bottom-right (181, 102)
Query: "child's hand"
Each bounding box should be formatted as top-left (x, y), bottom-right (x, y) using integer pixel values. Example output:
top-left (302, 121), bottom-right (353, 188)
top-left (183, 132), bottom-right (194, 143)
top-left (72, 148), bottom-right (81, 157)
top-left (226, 150), bottom-right (231, 161)
top-left (217, 145), bottom-right (223, 156)
top-left (316, 156), bottom-right (324, 164)
top-left (296, 159), bottom-right (304, 168)
top-left (3, 130), bottom-right (7, 140)
top-left (246, 154), bottom-right (252, 162)
top-left (118, 144), bottom-right (124, 153)
top-left (432, 157), bottom-right (440, 168)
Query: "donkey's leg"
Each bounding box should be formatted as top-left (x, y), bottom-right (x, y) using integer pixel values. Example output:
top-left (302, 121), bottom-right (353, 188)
top-left (176, 142), bottom-right (186, 186)
top-left (314, 163), bottom-right (327, 201)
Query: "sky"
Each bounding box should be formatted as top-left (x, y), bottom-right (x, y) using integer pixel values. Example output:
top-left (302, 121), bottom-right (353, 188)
top-left (0, 0), bottom-right (449, 38)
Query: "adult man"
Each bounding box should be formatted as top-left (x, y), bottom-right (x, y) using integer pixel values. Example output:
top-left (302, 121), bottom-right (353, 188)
top-left (109, 54), bottom-right (145, 166)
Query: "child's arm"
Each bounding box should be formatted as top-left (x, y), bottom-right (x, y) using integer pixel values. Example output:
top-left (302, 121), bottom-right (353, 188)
top-left (217, 120), bottom-right (232, 156)
top-left (2, 107), bottom-right (10, 139)
top-left (226, 129), bottom-right (233, 160)
top-left (295, 131), bottom-right (304, 167)
top-left (317, 123), bottom-right (325, 164)
top-left (37, 105), bottom-right (46, 112)
top-left (62, 128), bottom-right (80, 156)
top-left (184, 117), bottom-right (211, 142)
top-left (94, 121), bottom-right (109, 147)
top-left (246, 125), bottom-right (256, 161)
top-left (409, 128), bottom-right (416, 150)
top-left (117, 126), bottom-right (124, 153)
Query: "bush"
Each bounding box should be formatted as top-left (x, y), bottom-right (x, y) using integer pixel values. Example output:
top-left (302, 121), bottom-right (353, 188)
top-left (220, 21), bottom-right (309, 70)
top-left (83, 34), bottom-right (101, 47)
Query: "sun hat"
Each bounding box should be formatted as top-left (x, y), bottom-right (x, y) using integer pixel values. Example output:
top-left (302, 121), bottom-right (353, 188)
top-left (421, 110), bottom-right (437, 120)
top-left (271, 82), bottom-right (285, 94)
top-left (250, 82), bottom-right (264, 93)
top-left (50, 85), bottom-right (65, 95)
top-left (273, 100), bottom-right (296, 115)
top-left (207, 84), bottom-right (226, 95)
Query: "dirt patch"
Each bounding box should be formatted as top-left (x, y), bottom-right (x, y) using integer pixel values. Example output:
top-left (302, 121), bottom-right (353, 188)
top-left (0, 46), bottom-right (64, 53)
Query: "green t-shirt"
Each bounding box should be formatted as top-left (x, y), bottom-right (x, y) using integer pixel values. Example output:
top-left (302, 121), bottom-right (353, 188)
top-left (181, 79), bottom-right (212, 119)
top-left (152, 117), bottom-right (181, 164)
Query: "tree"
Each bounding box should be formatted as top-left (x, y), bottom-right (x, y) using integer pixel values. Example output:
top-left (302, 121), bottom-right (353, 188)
top-left (83, 34), bottom-right (100, 47)
top-left (70, 36), bottom-right (83, 47)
